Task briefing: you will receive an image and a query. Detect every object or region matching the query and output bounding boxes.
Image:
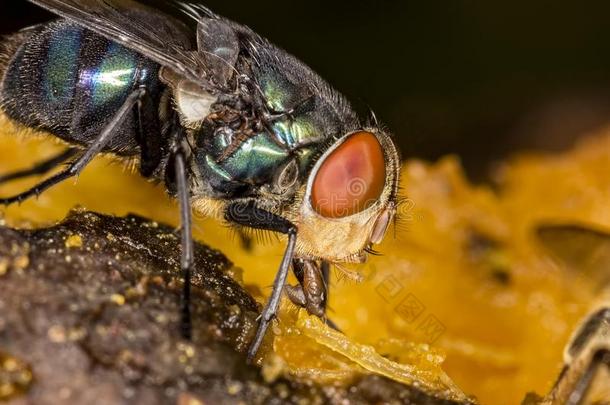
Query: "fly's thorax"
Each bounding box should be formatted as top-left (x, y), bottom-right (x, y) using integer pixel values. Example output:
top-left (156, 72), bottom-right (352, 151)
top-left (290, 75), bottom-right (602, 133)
top-left (186, 95), bottom-right (332, 201)
top-left (190, 132), bottom-right (313, 199)
top-left (161, 35), bottom-right (365, 202)
top-left (289, 129), bottom-right (401, 262)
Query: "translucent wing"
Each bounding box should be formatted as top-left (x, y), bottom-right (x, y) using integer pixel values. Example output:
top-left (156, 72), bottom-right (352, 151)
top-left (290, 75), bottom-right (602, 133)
top-left (27, 0), bottom-right (210, 85)
top-left (537, 223), bottom-right (610, 288)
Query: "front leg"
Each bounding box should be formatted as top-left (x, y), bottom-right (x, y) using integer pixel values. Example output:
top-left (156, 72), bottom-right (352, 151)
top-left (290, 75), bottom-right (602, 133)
top-left (225, 201), bottom-right (297, 362)
top-left (171, 135), bottom-right (194, 340)
top-left (135, 86), bottom-right (162, 177)
top-left (0, 88), bottom-right (146, 205)
top-left (544, 307), bottom-right (610, 404)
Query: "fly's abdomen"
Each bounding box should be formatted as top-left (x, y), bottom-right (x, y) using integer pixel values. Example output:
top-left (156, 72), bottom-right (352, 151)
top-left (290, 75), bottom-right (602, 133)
top-left (0, 20), bottom-right (162, 152)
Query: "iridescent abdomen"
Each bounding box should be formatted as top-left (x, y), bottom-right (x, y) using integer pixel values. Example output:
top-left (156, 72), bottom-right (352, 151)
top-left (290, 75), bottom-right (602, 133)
top-left (0, 20), bottom-right (162, 153)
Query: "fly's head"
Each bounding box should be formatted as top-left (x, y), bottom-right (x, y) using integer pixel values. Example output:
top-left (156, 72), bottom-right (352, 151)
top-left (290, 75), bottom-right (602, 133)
top-left (291, 127), bottom-right (401, 264)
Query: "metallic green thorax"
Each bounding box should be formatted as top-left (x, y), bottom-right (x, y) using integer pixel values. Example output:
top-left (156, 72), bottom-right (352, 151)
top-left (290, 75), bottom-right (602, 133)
top-left (197, 68), bottom-right (339, 195)
top-left (199, 117), bottom-right (320, 190)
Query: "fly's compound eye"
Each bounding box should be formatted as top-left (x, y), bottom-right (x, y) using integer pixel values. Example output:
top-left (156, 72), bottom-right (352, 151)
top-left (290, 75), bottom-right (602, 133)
top-left (311, 131), bottom-right (386, 218)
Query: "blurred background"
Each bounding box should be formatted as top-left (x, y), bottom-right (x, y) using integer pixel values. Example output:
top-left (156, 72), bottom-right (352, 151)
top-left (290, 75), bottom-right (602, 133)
top-left (2, 0), bottom-right (610, 179)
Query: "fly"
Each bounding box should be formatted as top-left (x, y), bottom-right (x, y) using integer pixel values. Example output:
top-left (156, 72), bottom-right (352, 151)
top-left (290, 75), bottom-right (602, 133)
top-left (0, 0), bottom-right (401, 361)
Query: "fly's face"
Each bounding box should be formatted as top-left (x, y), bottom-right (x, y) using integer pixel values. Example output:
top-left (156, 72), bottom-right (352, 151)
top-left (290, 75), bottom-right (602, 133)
top-left (292, 128), bottom-right (401, 263)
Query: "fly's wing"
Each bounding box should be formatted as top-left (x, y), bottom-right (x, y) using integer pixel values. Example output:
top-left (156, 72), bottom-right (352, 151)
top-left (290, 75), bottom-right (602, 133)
top-left (537, 223), bottom-right (610, 288)
top-left (27, 0), bottom-right (212, 86)
top-left (197, 18), bottom-right (239, 88)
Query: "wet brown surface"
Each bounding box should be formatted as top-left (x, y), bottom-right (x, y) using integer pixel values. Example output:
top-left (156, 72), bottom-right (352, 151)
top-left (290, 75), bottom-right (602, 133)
top-left (0, 210), bottom-right (466, 405)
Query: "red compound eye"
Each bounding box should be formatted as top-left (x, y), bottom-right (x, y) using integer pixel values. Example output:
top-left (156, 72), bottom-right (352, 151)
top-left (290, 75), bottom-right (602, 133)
top-left (311, 131), bottom-right (386, 218)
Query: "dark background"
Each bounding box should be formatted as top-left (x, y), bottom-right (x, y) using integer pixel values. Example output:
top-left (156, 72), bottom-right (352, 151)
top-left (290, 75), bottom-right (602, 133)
top-left (3, 1), bottom-right (610, 179)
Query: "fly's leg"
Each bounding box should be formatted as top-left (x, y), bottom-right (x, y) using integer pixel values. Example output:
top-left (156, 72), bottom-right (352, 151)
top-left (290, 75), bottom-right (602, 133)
top-left (135, 86), bottom-right (162, 177)
top-left (169, 131), bottom-right (194, 340)
top-left (225, 200), bottom-right (297, 362)
top-left (284, 260), bottom-right (306, 307)
top-left (320, 260), bottom-right (341, 331)
top-left (544, 307), bottom-right (610, 405)
top-left (0, 88), bottom-right (147, 205)
top-left (564, 349), bottom-right (610, 405)
top-left (0, 148), bottom-right (77, 185)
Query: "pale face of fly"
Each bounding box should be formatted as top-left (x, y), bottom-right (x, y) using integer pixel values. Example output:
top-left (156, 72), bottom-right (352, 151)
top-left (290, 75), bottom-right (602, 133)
top-left (288, 129), bottom-right (401, 264)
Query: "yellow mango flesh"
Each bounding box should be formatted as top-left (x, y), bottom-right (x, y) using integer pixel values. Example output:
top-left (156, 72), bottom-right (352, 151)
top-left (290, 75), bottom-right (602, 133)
top-left (1, 116), bottom-right (608, 404)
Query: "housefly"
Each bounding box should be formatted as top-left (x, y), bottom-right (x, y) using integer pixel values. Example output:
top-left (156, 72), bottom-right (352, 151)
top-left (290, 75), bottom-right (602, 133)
top-left (0, 0), bottom-right (401, 361)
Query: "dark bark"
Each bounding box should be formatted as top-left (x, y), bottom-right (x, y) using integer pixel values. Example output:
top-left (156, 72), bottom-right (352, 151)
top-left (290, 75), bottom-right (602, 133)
top-left (0, 210), bottom-right (468, 405)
